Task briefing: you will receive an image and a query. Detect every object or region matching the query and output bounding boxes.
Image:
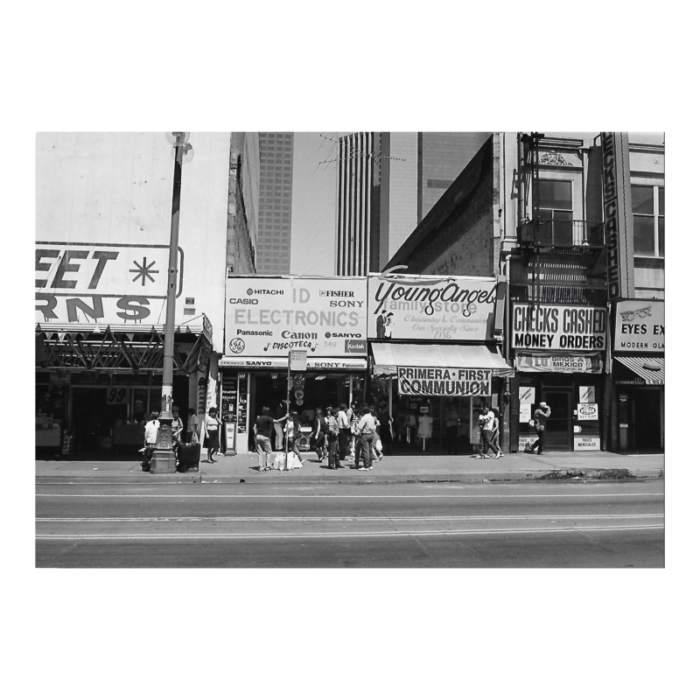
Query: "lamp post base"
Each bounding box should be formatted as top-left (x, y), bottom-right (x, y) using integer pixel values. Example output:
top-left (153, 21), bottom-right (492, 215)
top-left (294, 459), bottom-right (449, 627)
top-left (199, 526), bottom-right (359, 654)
top-left (149, 448), bottom-right (177, 473)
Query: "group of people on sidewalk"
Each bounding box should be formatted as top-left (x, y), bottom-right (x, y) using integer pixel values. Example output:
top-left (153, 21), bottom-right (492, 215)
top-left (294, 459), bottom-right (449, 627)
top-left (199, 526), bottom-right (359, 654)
top-left (253, 402), bottom-right (389, 472)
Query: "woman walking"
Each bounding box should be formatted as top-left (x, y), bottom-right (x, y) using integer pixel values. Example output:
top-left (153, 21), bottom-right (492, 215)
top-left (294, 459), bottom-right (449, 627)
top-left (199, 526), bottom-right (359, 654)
top-left (205, 407), bottom-right (222, 463)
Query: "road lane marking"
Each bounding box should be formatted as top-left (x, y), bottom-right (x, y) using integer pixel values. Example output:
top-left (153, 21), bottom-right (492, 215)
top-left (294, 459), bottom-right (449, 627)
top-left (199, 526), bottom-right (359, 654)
top-left (36, 492), bottom-right (665, 499)
top-left (35, 524), bottom-right (665, 541)
top-left (36, 514), bottom-right (664, 523)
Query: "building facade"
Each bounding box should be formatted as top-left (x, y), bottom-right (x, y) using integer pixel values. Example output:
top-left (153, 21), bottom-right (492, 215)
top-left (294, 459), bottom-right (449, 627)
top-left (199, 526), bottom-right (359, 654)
top-left (256, 133), bottom-right (294, 275)
top-left (383, 131), bottom-right (665, 454)
top-left (35, 133), bottom-right (259, 457)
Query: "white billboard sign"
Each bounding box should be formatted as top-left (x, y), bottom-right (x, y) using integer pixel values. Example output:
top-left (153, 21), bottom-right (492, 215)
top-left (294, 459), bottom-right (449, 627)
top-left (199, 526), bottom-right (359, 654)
top-left (614, 300), bottom-right (664, 352)
top-left (367, 274), bottom-right (498, 342)
top-left (225, 277), bottom-right (367, 358)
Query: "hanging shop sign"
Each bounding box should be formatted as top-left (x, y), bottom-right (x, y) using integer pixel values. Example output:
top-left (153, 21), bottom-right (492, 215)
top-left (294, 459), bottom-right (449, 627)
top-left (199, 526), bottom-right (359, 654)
top-left (579, 386), bottom-right (595, 403)
top-left (367, 274), bottom-right (498, 342)
top-left (515, 353), bottom-right (603, 374)
top-left (225, 277), bottom-right (367, 357)
top-left (397, 367), bottom-right (492, 397)
top-left (36, 242), bottom-right (177, 324)
top-left (601, 132), bottom-right (636, 301)
top-left (614, 300), bottom-right (664, 352)
top-left (512, 304), bottom-right (607, 351)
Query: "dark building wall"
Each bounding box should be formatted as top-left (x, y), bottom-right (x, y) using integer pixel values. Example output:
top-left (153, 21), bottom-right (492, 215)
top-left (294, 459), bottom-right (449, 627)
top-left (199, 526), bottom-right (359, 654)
top-left (384, 136), bottom-right (495, 276)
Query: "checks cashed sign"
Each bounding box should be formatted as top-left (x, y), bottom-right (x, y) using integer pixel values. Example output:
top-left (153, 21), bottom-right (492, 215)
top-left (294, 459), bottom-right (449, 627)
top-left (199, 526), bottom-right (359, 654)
top-left (512, 304), bottom-right (607, 351)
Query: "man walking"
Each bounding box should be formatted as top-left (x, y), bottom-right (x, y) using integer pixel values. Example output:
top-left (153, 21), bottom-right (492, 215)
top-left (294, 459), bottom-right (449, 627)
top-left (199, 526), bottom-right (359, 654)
top-left (477, 406), bottom-right (500, 458)
top-left (337, 403), bottom-right (351, 459)
top-left (355, 405), bottom-right (377, 471)
top-left (530, 401), bottom-right (551, 455)
top-left (254, 407), bottom-right (275, 471)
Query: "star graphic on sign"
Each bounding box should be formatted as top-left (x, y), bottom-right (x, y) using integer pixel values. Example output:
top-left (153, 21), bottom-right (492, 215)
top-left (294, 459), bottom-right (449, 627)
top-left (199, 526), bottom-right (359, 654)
top-left (130, 257), bottom-right (159, 286)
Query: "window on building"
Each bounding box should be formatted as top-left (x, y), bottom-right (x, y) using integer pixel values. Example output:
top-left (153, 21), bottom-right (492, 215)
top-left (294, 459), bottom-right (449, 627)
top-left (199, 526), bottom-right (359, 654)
top-left (632, 185), bottom-right (664, 258)
top-left (534, 179), bottom-right (574, 244)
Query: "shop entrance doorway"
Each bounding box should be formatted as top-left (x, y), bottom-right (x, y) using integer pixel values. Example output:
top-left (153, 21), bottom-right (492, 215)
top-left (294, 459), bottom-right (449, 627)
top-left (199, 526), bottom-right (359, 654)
top-left (633, 387), bottom-right (662, 451)
top-left (71, 387), bottom-right (128, 452)
top-left (542, 387), bottom-right (573, 450)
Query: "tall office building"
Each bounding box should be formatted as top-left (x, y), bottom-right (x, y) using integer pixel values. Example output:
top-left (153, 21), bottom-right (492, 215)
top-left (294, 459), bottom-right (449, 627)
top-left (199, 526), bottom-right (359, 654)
top-left (257, 133), bottom-right (294, 274)
top-left (335, 132), bottom-right (491, 274)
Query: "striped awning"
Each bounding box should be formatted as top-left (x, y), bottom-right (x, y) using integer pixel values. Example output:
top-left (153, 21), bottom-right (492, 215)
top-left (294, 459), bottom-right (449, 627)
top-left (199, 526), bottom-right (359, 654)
top-left (614, 356), bottom-right (665, 385)
top-left (371, 343), bottom-right (514, 377)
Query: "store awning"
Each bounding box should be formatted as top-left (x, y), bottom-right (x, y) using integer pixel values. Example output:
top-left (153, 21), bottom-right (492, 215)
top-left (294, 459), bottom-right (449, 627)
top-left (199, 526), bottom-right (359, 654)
top-left (219, 357), bottom-right (367, 371)
top-left (614, 356), bottom-right (665, 385)
top-left (371, 343), bottom-right (514, 377)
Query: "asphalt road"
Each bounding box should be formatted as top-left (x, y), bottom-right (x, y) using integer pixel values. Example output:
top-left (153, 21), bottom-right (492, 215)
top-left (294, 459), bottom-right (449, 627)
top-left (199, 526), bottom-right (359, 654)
top-left (36, 480), bottom-right (664, 568)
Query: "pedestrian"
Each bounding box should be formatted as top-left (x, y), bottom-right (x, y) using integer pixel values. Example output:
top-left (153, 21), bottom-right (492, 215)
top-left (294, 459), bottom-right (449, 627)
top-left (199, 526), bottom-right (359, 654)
top-left (141, 411), bottom-right (160, 470)
top-left (491, 406), bottom-right (504, 459)
top-left (444, 401), bottom-right (460, 455)
top-left (476, 406), bottom-right (499, 459)
top-left (311, 407), bottom-right (328, 462)
top-left (348, 401), bottom-right (358, 458)
top-left (185, 407), bottom-right (199, 443)
top-left (529, 402), bottom-right (551, 455)
top-left (284, 411), bottom-right (304, 463)
top-left (377, 401), bottom-right (393, 455)
top-left (369, 406), bottom-right (383, 460)
top-left (273, 400), bottom-right (287, 450)
top-left (326, 407), bottom-right (342, 469)
top-left (171, 406), bottom-right (184, 445)
top-left (253, 406), bottom-right (275, 471)
top-left (337, 403), bottom-right (351, 459)
top-left (205, 407), bottom-right (222, 463)
top-left (355, 405), bottom-right (377, 471)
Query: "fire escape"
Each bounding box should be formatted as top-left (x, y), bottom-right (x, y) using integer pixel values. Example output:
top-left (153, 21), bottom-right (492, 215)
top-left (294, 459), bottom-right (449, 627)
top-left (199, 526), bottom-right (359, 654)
top-left (516, 133), bottom-right (606, 306)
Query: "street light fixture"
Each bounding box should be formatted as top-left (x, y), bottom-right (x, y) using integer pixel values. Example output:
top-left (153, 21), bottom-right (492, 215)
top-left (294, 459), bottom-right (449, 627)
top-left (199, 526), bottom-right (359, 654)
top-left (150, 132), bottom-right (194, 474)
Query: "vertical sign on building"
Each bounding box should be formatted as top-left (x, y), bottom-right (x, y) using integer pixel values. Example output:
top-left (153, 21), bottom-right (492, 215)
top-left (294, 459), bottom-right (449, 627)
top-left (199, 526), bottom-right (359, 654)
top-left (601, 132), bottom-right (635, 301)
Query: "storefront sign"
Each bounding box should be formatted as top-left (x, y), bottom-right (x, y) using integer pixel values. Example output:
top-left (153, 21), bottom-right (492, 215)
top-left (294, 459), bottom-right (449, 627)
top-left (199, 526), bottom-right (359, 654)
top-left (574, 435), bottom-right (600, 451)
top-left (579, 386), bottom-right (595, 403)
top-left (36, 242), bottom-right (174, 324)
top-left (512, 304), bottom-right (607, 351)
top-left (519, 436), bottom-right (538, 452)
top-left (577, 403), bottom-right (599, 420)
top-left (519, 386), bottom-right (535, 404)
top-left (225, 277), bottom-right (367, 357)
top-left (601, 132), bottom-right (635, 301)
top-left (614, 300), bottom-right (664, 352)
top-left (289, 350), bottom-right (307, 372)
top-left (519, 405), bottom-right (532, 423)
top-left (397, 367), bottom-right (492, 397)
top-left (220, 356), bottom-right (368, 371)
top-left (368, 274), bottom-right (498, 341)
top-left (515, 353), bottom-right (603, 374)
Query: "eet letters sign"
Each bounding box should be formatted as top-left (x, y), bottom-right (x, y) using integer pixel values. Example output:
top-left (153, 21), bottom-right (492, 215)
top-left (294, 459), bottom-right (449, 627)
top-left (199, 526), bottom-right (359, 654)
top-left (512, 304), bottom-right (607, 351)
top-left (368, 275), bottom-right (498, 342)
top-left (225, 277), bottom-right (367, 357)
top-left (397, 367), bottom-right (492, 397)
top-left (614, 300), bottom-right (664, 352)
top-left (36, 242), bottom-right (175, 324)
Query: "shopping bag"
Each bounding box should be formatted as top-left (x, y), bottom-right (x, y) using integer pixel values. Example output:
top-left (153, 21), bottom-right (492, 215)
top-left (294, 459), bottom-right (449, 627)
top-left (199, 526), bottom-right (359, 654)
top-left (375, 437), bottom-right (383, 452)
top-left (286, 452), bottom-right (303, 470)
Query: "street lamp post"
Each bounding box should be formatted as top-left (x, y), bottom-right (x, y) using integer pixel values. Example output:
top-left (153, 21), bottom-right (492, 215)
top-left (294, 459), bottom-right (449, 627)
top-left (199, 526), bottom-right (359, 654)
top-left (150, 132), bottom-right (193, 474)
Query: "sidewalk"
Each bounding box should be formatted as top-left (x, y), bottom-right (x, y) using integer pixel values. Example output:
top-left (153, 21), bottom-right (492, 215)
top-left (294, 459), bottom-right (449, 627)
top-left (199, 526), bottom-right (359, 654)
top-left (36, 450), bottom-right (665, 484)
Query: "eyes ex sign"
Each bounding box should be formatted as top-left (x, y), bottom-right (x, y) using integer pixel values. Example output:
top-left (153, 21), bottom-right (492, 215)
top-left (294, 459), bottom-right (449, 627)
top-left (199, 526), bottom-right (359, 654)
top-left (614, 300), bottom-right (664, 352)
top-left (397, 367), bottom-right (492, 397)
top-left (36, 242), bottom-right (176, 324)
top-left (512, 304), bottom-right (607, 351)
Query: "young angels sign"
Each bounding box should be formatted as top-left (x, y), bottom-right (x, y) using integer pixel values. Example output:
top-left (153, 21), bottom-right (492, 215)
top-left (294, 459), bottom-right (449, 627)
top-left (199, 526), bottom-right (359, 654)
top-left (512, 304), bottom-right (607, 351)
top-left (397, 367), bottom-right (492, 397)
top-left (368, 275), bottom-right (498, 341)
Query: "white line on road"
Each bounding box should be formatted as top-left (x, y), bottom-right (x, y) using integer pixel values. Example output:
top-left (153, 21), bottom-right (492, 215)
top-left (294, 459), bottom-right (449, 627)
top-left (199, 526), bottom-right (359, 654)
top-left (36, 514), bottom-right (664, 523)
top-left (35, 524), bottom-right (665, 541)
top-left (36, 492), bottom-right (664, 499)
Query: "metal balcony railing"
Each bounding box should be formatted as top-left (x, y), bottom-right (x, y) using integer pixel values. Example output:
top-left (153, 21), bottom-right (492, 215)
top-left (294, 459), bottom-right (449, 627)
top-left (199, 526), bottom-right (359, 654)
top-left (519, 219), bottom-right (605, 248)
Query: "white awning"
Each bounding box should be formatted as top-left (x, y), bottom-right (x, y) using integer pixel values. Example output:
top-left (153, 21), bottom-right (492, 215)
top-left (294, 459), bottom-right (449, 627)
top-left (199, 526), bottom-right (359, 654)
top-left (371, 343), bottom-right (514, 377)
top-left (614, 356), bottom-right (665, 385)
top-left (219, 356), bottom-right (367, 371)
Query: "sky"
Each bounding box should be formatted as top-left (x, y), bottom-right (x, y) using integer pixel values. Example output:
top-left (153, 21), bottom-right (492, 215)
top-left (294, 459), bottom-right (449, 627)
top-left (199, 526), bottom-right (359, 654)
top-left (287, 131), bottom-right (666, 277)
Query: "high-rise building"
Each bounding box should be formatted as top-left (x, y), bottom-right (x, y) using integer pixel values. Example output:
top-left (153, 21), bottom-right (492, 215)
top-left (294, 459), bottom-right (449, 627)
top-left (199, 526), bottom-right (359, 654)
top-left (334, 132), bottom-right (491, 274)
top-left (256, 133), bottom-right (294, 275)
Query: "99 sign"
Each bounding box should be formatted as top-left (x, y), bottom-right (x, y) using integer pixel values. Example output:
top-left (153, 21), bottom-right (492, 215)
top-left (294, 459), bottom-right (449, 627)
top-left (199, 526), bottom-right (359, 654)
top-left (106, 387), bottom-right (128, 405)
